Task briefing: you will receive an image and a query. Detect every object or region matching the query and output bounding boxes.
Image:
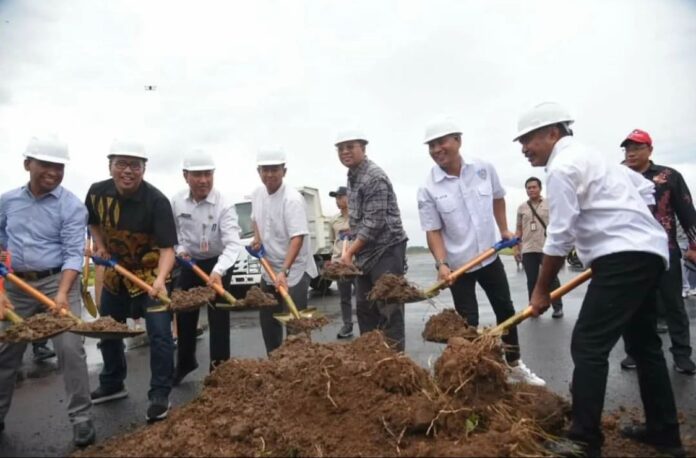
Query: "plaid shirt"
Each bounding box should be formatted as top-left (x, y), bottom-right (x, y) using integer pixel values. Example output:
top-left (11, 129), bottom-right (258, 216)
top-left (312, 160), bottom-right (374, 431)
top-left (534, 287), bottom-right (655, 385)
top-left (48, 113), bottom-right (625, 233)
top-left (347, 158), bottom-right (407, 271)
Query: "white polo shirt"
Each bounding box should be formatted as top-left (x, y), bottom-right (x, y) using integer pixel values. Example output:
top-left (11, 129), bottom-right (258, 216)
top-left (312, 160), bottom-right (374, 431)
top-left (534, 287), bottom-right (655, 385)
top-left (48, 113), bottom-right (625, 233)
top-left (543, 136), bottom-right (668, 268)
top-left (417, 157), bottom-right (506, 271)
top-left (251, 183), bottom-right (318, 286)
top-left (171, 188), bottom-right (243, 276)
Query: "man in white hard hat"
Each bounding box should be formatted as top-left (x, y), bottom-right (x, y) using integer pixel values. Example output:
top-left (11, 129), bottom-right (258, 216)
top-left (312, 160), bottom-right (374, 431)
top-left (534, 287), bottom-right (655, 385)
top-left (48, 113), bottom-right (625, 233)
top-left (516, 102), bottom-right (683, 456)
top-left (250, 149), bottom-right (318, 353)
top-left (0, 135), bottom-right (95, 446)
top-left (85, 140), bottom-right (178, 423)
top-left (170, 150), bottom-right (243, 383)
top-left (335, 130), bottom-right (408, 352)
top-left (417, 118), bottom-right (544, 386)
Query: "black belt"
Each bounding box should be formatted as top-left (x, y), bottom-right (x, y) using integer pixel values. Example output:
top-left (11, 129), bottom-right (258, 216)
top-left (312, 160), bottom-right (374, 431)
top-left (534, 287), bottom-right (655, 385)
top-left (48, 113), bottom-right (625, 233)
top-left (13, 267), bottom-right (62, 281)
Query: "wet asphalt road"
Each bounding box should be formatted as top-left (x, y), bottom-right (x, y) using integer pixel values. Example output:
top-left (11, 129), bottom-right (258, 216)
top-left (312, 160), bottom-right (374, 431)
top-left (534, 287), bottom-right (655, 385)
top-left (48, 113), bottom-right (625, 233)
top-left (1, 253), bottom-right (695, 456)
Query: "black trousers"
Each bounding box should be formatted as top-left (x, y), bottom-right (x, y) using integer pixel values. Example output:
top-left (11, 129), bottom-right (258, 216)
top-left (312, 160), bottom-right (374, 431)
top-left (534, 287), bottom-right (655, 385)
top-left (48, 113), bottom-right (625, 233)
top-left (625, 248), bottom-right (692, 359)
top-left (260, 273), bottom-right (311, 354)
top-left (354, 241), bottom-right (407, 352)
top-left (569, 252), bottom-right (680, 449)
top-left (522, 252), bottom-right (563, 309)
top-left (175, 257), bottom-right (232, 371)
top-left (449, 256), bottom-right (520, 363)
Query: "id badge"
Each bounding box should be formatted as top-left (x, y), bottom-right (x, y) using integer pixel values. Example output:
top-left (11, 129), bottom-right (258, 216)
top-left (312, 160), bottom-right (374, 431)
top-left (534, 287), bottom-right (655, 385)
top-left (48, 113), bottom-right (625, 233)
top-left (530, 221), bottom-right (537, 232)
top-left (200, 234), bottom-right (209, 253)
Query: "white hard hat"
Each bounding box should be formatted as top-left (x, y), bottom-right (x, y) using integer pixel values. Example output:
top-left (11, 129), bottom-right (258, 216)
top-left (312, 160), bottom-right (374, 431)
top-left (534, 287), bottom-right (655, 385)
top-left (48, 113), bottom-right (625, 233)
top-left (513, 102), bottom-right (574, 142)
top-left (334, 129), bottom-right (368, 146)
top-left (108, 139), bottom-right (148, 160)
top-left (423, 118), bottom-right (462, 144)
top-left (182, 150), bottom-right (215, 171)
top-left (23, 135), bottom-right (70, 164)
top-left (256, 148), bottom-right (286, 166)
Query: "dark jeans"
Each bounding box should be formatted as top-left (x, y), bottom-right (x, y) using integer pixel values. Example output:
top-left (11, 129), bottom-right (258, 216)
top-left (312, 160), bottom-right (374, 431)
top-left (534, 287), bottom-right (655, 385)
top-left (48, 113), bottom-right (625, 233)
top-left (354, 241), bottom-right (406, 352)
top-left (175, 257), bottom-right (232, 371)
top-left (449, 256), bottom-right (520, 363)
top-left (259, 273), bottom-right (311, 354)
top-left (570, 252), bottom-right (680, 449)
top-left (338, 279), bottom-right (354, 326)
top-left (522, 252), bottom-right (562, 309)
top-left (99, 288), bottom-right (175, 400)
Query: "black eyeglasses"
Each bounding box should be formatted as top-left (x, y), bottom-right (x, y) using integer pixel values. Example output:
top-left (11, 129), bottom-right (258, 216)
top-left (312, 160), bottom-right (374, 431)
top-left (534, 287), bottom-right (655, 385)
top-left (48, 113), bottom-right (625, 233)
top-left (112, 159), bottom-right (144, 172)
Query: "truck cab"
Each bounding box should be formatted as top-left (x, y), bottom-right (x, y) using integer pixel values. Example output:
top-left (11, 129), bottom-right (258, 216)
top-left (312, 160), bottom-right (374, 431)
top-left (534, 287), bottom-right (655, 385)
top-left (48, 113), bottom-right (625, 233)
top-left (228, 186), bottom-right (334, 295)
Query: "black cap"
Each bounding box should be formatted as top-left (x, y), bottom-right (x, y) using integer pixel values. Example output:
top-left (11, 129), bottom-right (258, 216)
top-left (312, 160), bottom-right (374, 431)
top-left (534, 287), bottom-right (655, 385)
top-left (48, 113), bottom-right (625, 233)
top-left (329, 186), bottom-right (348, 197)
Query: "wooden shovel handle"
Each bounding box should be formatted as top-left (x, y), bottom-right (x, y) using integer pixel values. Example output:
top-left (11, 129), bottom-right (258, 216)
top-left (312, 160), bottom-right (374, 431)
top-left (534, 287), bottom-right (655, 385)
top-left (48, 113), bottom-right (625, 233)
top-left (190, 264), bottom-right (237, 305)
top-left (112, 264), bottom-right (171, 304)
top-left (4, 273), bottom-right (80, 322)
top-left (425, 247), bottom-right (497, 297)
top-left (258, 258), bottom-right (301, 320)
top-left (4, 308), bottom-right (24, 324)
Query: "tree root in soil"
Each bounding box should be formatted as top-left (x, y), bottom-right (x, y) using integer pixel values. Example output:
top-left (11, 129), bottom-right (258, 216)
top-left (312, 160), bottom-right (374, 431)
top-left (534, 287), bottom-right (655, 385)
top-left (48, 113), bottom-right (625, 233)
top-left (322, 262), bottom-right (363, 280)
top-left (367, 273), bottom-right (426, 303)
top-left (235, 286), bottom-right (278, 308)
top-left (0, 313), bottom-right (74, 342)
top-left (170, 287), bottom-right (217, 311)
top-left (422, 309), bottom-right (480, 343)
top-left (72, 316), bottom-right (131, 333)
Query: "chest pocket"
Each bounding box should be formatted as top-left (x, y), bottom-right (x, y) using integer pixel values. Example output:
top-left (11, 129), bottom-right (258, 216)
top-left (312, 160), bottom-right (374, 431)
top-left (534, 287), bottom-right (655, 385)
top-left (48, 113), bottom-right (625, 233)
top-left (435, 196), bottom-right (457, 214)
top-left (477, 180), bottom-right (492, 196)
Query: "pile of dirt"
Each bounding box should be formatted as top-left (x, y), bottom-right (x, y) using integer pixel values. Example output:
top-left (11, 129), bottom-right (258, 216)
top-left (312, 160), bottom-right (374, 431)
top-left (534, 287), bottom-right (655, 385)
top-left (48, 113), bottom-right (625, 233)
top-left (235, 286), bottom-right (278, 308)
top-left (73, 316), bottom-right (131, 333)
top-left (422, 309), bottom-right (480, 343)
top-left (0, 313), bottom-right (75, 342)
top-left (367, 273), bottom-right (427, 303)
top-left (285, 315), bottom-right (330, 334)
top-left (322, 262), bottom-right (362, 280)
top-left (170, 287), bottom-right (217, 312)
top-left (79, 331), bottom-right (574, 457)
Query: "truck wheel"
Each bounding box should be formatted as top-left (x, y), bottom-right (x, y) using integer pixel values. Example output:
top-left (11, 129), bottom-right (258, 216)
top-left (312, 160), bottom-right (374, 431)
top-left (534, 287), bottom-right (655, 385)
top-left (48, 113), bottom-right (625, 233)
top-left (310, 277), bottom-right (332, 294)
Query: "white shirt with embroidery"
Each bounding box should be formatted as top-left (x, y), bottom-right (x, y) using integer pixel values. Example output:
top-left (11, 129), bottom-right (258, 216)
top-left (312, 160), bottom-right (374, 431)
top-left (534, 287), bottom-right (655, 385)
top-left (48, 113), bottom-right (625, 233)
top-left (171, 188), bottom-right (244, 276)
top-left (543, 136), bottom-right (668, 268)
top-left (417, 157), bottom-right (506, 271)
top-left (251, 183), bottom-right (318, 286)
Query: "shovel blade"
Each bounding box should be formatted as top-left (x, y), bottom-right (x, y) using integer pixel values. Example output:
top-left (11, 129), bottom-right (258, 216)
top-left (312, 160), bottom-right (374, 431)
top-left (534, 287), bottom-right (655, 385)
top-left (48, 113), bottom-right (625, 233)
top-left (81, 288), bottom-right (98, 318)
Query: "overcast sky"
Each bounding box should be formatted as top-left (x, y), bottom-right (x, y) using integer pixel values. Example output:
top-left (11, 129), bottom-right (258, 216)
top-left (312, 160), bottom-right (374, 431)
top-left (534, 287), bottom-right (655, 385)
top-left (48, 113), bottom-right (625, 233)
top-left (1, 0), bottom-right (695, 247)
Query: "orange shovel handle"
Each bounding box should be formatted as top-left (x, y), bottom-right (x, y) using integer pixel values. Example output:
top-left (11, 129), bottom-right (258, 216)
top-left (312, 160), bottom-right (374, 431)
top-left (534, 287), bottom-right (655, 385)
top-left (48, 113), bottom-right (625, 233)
top-left (190, 264), bottom-right (237, 305)
top-left (4, 273), bottom-right (78, 321)
top-left (112, 264), bottom-right (171, 304)
top-left (258, 257), bottom-right (301, 319)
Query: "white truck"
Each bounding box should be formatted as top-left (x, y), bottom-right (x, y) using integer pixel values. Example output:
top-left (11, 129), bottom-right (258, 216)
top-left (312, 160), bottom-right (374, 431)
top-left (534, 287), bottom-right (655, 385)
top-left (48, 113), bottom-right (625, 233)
top-left (227, 186), bottom-right (335, 295)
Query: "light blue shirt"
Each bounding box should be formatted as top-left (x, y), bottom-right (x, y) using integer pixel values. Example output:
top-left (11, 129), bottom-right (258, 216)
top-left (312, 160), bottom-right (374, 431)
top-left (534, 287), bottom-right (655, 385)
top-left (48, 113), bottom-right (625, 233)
top-left (0, 185), bottom-right (87, 272)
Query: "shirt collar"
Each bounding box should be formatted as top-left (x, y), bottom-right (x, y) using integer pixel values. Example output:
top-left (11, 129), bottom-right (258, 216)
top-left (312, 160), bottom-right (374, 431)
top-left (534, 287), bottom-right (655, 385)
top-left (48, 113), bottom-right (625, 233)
top-left (545, 136), bottom-right (574, 172)
top-left (22, 184), bottom-right (62, 200)
top-left (187, 188), bottom-right (218, 205)
top-left (432, 156), bottom-right (465, 183)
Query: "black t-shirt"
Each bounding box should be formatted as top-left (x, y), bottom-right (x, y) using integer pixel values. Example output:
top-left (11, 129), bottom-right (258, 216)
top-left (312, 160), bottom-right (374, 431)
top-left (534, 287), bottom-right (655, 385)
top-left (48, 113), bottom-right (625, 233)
top-left (86, 179), bottom-right (178, 296)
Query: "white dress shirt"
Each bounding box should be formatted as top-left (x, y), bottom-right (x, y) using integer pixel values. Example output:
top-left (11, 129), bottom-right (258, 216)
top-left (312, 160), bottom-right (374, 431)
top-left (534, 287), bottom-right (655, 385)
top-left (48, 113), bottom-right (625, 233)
top-left (171, 188), bottom-right (243, 276)
top-left (417, 157), bottom-right (506, 271)
top-left (543, 136), bottom-right (668, 268)
top-left (251, 183), bottom-right (318, 286)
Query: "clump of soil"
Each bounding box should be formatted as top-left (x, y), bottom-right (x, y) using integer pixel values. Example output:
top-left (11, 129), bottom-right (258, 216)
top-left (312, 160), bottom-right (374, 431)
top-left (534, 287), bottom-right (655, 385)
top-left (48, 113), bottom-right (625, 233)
top-left (285, 315), bottom-right (330, 333)
top-left (78, 331), bottom-right (573, 457)
top-left (322, 262), bottom-right (362, 280)
top-left (72, 317), bottom-right (131, 332)
top-left (423, 309), bottom-right (480, 343)
top-left (170, 287), bottom-right (217, 311)
top-left (367, 273), bottom-right (427, 303)
top-left (0, 313), bottom-right (75, 342)
top-left (235, 286), bottom-right (278, 308)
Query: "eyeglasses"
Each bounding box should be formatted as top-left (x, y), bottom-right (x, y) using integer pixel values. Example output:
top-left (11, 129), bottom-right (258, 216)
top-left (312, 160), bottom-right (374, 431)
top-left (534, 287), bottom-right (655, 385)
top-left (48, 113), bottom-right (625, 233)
top-left (112, 159), bottom-right (144, 172)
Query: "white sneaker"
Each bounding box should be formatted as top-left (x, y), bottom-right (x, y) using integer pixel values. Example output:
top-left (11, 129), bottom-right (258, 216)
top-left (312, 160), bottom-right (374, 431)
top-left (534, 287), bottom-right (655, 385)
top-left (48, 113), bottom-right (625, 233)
top-left (507, 360), bottom-right (546, 386)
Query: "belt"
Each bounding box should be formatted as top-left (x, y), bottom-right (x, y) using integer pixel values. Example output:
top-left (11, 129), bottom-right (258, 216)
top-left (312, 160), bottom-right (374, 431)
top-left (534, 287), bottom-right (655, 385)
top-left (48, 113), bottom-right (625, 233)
top-left (13, 267), bottom-right (62, 281)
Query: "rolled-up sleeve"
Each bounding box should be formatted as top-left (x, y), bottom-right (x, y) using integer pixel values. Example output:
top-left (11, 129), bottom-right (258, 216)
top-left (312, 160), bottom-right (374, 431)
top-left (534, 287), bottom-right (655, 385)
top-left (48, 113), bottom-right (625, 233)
top-left (417, 187), bottom-right (442, 231)
top-left (61, 198), bottom-right (88, 272)
top-left (213, 203), bottom-right (243, 275)
top-left (356, 178), bottom-right (389, 242)
top-left (543, 168), bottom-right (580, 257)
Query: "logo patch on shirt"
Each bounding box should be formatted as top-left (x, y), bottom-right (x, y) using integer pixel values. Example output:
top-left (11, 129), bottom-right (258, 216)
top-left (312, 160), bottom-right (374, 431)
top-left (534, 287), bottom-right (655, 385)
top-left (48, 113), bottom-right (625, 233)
top-left (477, 168), bottom-right (487, 180)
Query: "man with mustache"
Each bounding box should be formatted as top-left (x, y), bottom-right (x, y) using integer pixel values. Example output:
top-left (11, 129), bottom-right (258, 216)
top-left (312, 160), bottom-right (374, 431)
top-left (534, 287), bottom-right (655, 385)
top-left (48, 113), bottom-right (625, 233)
top-left (0, 135), bottom-right (94, 446)
top-left (516, 102), bottom-right (683, 457)
top-left (170, 150), bottom-right (243, 383)
top-left (86, 140), bottom-right (178, 423)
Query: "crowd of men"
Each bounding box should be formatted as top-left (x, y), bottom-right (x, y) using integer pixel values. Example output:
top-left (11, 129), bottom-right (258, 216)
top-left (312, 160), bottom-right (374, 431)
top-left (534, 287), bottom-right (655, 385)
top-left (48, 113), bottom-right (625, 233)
top-left (0, 101), bottom-right (694, 456)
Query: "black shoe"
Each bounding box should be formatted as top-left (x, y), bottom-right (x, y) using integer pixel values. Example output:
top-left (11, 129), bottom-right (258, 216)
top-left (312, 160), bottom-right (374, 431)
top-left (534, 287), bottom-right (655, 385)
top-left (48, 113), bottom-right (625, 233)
top-left (73, 420), bottom-right (96, 447)
top-left (0, 421), bottom-right (4, 433)
top-left (656, 321), bottom-right (668, 334)
top-left (674, 355), bottom-right (696, 375)
top-left (33, 344), bottom-right (56, 362)
top-left (620, 355), bottom-right (637, 370)
top-left (146, 397), bottom-right (171, 422)
top-left (620, 424), bottom-right (685, 457)
top-left (336, 324), bottom-right (354, 339)
top-left (544, 438), bottom-right (599, 457)
top-left (173, 362), bottom-right (199, 386)
top-left (552, 307), bottom-right (564, 318)
top-left (90, 385), bottom-right (128, 405)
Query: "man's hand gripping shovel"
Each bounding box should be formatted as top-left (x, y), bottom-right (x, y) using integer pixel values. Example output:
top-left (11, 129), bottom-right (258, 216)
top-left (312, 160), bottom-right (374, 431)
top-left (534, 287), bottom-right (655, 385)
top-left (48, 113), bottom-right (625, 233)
top-left (245, 245), bottom-right (321, 324)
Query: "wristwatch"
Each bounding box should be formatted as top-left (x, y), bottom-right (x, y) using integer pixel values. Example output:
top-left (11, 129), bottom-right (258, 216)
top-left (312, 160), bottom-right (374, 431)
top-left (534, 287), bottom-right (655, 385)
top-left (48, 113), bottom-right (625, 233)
top-left (435, 259), bottom-right (449, 270)
top-left (282, 268), bottom-right (291, 276)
